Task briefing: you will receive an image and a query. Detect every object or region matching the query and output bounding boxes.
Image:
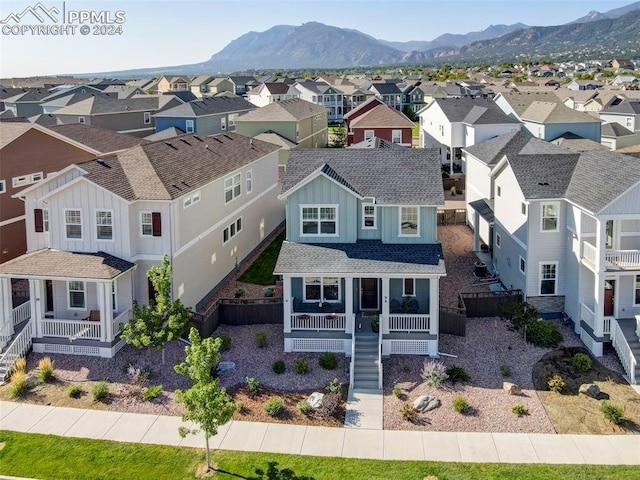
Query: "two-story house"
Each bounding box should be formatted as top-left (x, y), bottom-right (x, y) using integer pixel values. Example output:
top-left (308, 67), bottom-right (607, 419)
top-left (344, 98), bottom-right (414, 147)
top-left (273, 149), bottom-right (446, 389)
top-left (0, 133), bottom-right (285, 364)
top-left (368, 82), bottom-right (403, 111)
top-left (599, 99), bottom-right (640, 133)
top-left (246, 83), bottom-right (301, 108)
top-left (294, 80), bottom-right (345, 123)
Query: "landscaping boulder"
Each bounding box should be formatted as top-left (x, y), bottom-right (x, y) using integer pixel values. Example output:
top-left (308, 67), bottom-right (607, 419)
top-left (413, 395), bottom-right (440, 413)
top-left (217, 361), bottom-right (236, 373)
top-left (503, 382), bottom-right (522, 395)
top-left (579, 383), bottom-right (600, 399)
top-left (307, 392), bottom-right (324, 409)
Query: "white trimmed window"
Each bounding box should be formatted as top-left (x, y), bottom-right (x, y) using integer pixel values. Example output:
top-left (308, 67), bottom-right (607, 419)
top-left (496, 233), bottom-right (501, 248)
top-left (364, 130), bottom-right (374, 140)
top-left (223, 217), bottom-right (242, 244)
top-left (141, 212), bottom-right (153, 236)
top-left (95, 210), bottom-right (113, 240)
top-left (185, 120), bottom-right (194, 133)
top-left (112, 282), bottom-right (117, 311)
top-left (304, 276), bottom-right (340, 302)
top-left (64, 209), bottom-right (82, 240)
top-left (68, 281), bottom-right (85, 309)
top-left (183, 191), bottom-right (201, 208)
top-left (519, 256), bottom-right (526, 274)
top-left (540, 262), bottom-right (557, 295)
top-left (362, 203), bottom-right (377, 229)
top-left (541, 202), bottom-right (559, 231)
top-left (635, 275), bottom-right (640, 306)
top-left (392, 130), bottom-right (402, 143)
top-left (43, 209), bottom-right (49, 232)
top-left (399, 206), bottom-right (419, 236)
top-left (300, 205), bottom-right (337, 236)
top-left (144, 112), bottom-right (151, 124)
top-left (246, 170), bottom-right (253, 194)
top-left (403, 278), bottom-right (415, 296)
top-left (224, 173), bottom-right (241, 203)
top-left (12, 172), bottom-right (43, 188)
top-left (0, 180), bottom-right (5, 193)
top-left (78, 117), bottom-right (85, 124)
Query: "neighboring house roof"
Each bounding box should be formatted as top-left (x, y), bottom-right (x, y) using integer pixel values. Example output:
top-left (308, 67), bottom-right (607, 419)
top-left (46, 124), bottom-right (143, 153)
top-left (153, 96), bottom-right (255, 118)
top-left (101, 85), bottom-right (144, 98)
top-left (235, 98), bottom-right (327, 122)
top-left (349, 137), bottom-right (405, 149)
top-left (3, 89), bottom-right (52, 103)
top-left (468, 199), bottom-right (494, 224)
top-left (53, 96), bottom-right (174, 116)
top-left (0, 87), bottom-right (32, 100)
top-left (280, 148), bottom-right (444, 206)
top-left (550, 132), bottom-right (609, 151)
top-left (274, 241), bottom-right (445, 276)
top-left (369, 83), bottom-right (402, 95)
top-left (190, 75), bottom-right (214, 86)
top-left (40, 92), bottom-right (116, 109)
top-left (77, 132), bottom-right (280, 201)
top-left (263, 83), bottom-right (294, 95)
top-left (498, 91), bottom-right (599, 123)
top-left (253, 131), bottom-right (297, 150)
top-left (28, 114), bottom-right (58, 126)
top-left (228, 76), bottom-right (258, 85)
top-left (427, 98), bottom-right (519, 125)
top-left (0, 249), bottom-right (135, 280)
top-left (343, 97), bottom-right (385, 120)
top-left (506, 153), bottom-right (580, 200)
top-left (0, 123), bottom-right (33, 147)
top-left (349, 103), bottom-right (415, 129)
top-left (601, 122), bottom-right (636, 138)
top-left (162, 91), bottom-right (197, 102)
top-left (142, 127), bottom-right (185, 142)
top-left (615, 143), bottom-right (640, 157)
top-left (601, 99), bottom-right (640, 115)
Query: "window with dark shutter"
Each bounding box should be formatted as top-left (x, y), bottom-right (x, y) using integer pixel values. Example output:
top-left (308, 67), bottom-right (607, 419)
top-left (152, 212), bottom-right (161, 237)
top-left (34, 208), bottom-right (44, 232)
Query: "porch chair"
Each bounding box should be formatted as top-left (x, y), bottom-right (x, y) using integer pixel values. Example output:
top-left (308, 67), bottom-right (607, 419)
top-left (83, 310), bottom-right (100, 321)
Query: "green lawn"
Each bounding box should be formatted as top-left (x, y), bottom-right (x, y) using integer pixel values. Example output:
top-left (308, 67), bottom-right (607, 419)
top-left (0, 430), bottom-right (635, 480)
top-left (238, 230), bottom-right (285, 285)
top-left (412, 121), bottom-right (420, 138)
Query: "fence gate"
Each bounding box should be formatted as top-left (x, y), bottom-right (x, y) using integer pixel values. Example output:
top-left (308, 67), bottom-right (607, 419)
top-left (437, 209), bottom-right (467, 226)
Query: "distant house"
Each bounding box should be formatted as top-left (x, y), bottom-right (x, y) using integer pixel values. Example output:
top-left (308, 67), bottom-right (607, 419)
top-left (228, 76), bottom-right (259, 96)
top-left (294, 80), bottom-right (344, 123)
top-left (567, 80), bottom-right (604, 91)
top-left (246, 83), bottom-right (300, 107)
top-left (599, 99), bottom-right (640, 133)
top-left (368, 82), bottom-right (403, 110)
top-left (344, 98), bottom-right (414, 147)
top-left (610, 59), bottom-right (635, 71)
top-left (205, 78), bottom-right (235, 96)
top-left (3, 89), bottom-right (57, 117)
top-left (611, 75), bottom-right (639, 87)
top-left (189, 75), bottom-right (214, 97)
top-left (600, 122), bottom-right (640, 150)
top-left (153, 96), bottom-right (256, 135)
top-left (154, 76), bottom-right (190, 93)
top-left (235, 98), bottom-right (328, 148)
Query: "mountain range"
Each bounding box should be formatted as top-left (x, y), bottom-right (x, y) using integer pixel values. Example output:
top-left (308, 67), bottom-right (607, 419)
top-left (89, 2), bottom-right (640, 77)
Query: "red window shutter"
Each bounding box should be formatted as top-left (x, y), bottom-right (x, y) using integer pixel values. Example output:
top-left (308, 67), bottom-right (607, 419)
top-left (34, 208), bottom-right (43, 232)
top-left (152, 212), bottom-right (161, 237)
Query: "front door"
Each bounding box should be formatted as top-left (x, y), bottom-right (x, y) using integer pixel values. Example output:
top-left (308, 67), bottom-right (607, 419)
top-left (604, 280), bottom-right (615, 317)
top-left (361, 278), bottom-right (378, 310)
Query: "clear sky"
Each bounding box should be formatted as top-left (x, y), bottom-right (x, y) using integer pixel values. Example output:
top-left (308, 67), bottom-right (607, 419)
top-left (0, 0), bottom-right (633, 78)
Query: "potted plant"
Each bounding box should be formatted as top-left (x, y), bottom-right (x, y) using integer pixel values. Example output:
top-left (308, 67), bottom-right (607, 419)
top-left (371, 316), bottom-right (380, 333)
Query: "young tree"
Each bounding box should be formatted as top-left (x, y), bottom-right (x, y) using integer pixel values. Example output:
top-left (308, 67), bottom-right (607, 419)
top-left (329, 126), bottom-right (347, 148)
top-left (121, 255), bottom-right (191, 364)
top-left (175, 327), bottom-right (236, 472)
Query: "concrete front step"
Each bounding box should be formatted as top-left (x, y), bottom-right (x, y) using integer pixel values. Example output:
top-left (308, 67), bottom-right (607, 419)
top-left (353, 380), bottom-right (379, 390)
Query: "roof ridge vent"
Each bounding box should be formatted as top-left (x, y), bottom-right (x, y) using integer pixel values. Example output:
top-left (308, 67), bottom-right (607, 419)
top-left (165, 142), bottom-right (178, 150)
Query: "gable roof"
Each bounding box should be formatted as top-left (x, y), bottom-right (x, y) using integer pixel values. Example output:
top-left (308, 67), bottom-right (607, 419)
top-left (281, 149), bottom-right (443, 206)
top-left (369, 83), bottom-right (402, 95)
top-left (430, 98), bottom-right (520, 125)
top-left (601, 122), bottom-right (635, 138)
top-left (153, 96), bottom-right (255, 118)
top-left (601, 99), bottom-right (640, 115)
top-left (550, 132), bottom-right (609, 152)
top-left (349, 103), bottom-right (415, 129)
top-left (46, 124), bottom-right (144, 153)
top-left (506, 153), bottom-right (580, 200)
top-left (343, 97), bottom-right (385, 120)
top-left (3, 89), bottom-right (52, 103)
top-left (498, 91), bottom-right (599, 124)
top-left (349, 137), bottom-right (405, 149)
top-left (53, 96), bottom-right (174, 116)
top-left (0, 123), bottom-right (33, 147)
top-left (235, 98), bottom-right (327, 122)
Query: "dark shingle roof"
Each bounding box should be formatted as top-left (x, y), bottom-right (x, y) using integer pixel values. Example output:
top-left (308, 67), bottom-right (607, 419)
top-left (432, 98), bottom-right (519, 125)
top-left (235, 98), bottom-right (327, 122)
top-left (274, 241), bottom-right (445, 276)
top-left (507, 153), bottom-right (580, 200)
top-left (349, 137), bottom-right (405, 149)
top-left (350, 103), bottom-right (415, 129)
top-left (369, 83), bottom-right (402, 95)
top-left (602, 99), bottom-right (640, 115)
top-left (154, 96), bottom-right (255, 118)
top-left (281, 149), bottom-right (444, 206)
top-left (601, 123), bottom-right (635, 138)
top-left (47, 124), bottom-right (143, 153)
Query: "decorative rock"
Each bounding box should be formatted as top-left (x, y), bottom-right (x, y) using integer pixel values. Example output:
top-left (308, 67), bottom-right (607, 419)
top-left (307, 392), bottom-right (324, 409)
top-left (503, 382), bottom-right (522, 395)
top-left (217, 361), bottom-right (236, 372)
top-left (579, 383), bottom-right (600, 398)
top-left (413, 395), bottom-right (440, 413)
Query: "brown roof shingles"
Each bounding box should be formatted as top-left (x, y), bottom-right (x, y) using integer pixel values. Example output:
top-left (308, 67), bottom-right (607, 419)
top-left (46, 124), bottom-right (143, 153)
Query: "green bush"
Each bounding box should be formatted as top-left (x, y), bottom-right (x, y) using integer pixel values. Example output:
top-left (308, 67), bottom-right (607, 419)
top-left (453, 396), bottom-right (469, 414)
top-left (272, 360), bottom-right (286, 374)
top-left (263, 288), bottom-right (275, 298)
top-left (66, 384), bottom-right (83, 398)
top-left (36, 357), bottom-right (54, 383)
top-left (9, 371), bottom-right (29, 398)
top-left (601, 401), bottom-right (625, 425)
top-left (234, 288), bottom-right (247, 299)
top-left (245, 376), bottom-right (260, 396)
top-left (254, 332), bottom-right (267, 348)
top-left (326, 377), bottom-right (342, 394)
top-left (319, 352), bottom-right (337, 370)
top-left (421, 360), bottom-right (448, 387)
top-left (500, 364), bottom-right (512, 377)
top-left (264, 397), bottom-right (284, 417)
top-left (91, 381), bottom-right (110, 401)
top-left (143, 385), bottom-right (163, 401)
top-left (512, 404), bottom-right (529, 416)
top-left (446, 365), bottom-right (470, 385)
top-left (402, 362), bottom-right (410, 374)
top-left (526, 319), bottom-right (563, 348)
top-left (547, 373), bottom-right (566, 393)
top-left (572, 352), bottom-right (593, 372)
top-left (297, 400), bottom-right (313, 415)
top-left (401, 404), bottom-right (419, 422)
top-left (219, 334), bottom-right (232, 352)
top-left (294, 359), bottom-right (308, 375)
top-left (392, 387), bottom-right (402, 398)
top-left (499, 301), bottom-right (538, 332)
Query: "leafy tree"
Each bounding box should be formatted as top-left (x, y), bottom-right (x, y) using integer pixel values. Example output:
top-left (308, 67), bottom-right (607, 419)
top-left (175, 327), bottom-right (236, 472)
top-left (329, 126), bottom-right (347, 148)
top-left (121, 255), bottom-right (191, 364)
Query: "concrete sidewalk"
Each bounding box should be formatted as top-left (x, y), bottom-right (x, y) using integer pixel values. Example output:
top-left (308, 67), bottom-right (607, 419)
top-left (1, 401), bottom-right (639, 464)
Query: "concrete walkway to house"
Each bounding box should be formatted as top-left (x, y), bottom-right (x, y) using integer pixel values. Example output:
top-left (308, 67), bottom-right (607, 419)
top-left (344, 389), bottom-right (383, 429)
top-left (1, 401), bottom-right (639, 465)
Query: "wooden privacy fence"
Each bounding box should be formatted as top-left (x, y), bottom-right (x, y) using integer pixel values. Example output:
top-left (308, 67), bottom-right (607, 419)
top-left (458, 290), bottom-right (523, 318)
top-left (437, 209), bottom-right (466, 226)
top-left (439, 305), bottom-right (466, 336)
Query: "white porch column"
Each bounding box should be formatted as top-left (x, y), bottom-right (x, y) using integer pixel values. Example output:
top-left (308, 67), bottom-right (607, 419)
top-left (593, 219), bottom-right (607, 337)
top-left (1, 277), bottom-right (13, 332)
top-left (473, 211), bottom-right (480, 252)
top-left (96, 282), bottom-right (109, 342)
top-left (344, 277), bottom-right (353, 334)
top-left (283, 276), bottom-right (292, 334)
top-left (29, 279), bottom-right (43, 338)
top-left (381, 277), bottom-right (390, 334)
top-left (429, 278), bottom-right (439, 335)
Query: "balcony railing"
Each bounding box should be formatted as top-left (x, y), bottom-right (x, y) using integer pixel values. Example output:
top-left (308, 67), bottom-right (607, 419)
top-left (580, 303), bottom-right (596, 332)
top-left (13, 302), bottom-right (31, 326)
top-left (291, 313), bottom-right (346, 331)
top-left (388, 314), bottom-right (431, 332)
top-left (605, 250), bottom-right (640, 270)
top-left (41, 318), bottom-right (101, 340)
top-left (582, 241), bottom-right (597, 266)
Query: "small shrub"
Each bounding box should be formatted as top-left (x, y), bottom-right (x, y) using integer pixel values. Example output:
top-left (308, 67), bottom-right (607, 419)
top-left (294, 359), bottom-right (308, 375)
top-left (36, 357), bottom-right (55, 383)
top-left (297, 400), bottom-right (313, 415)
top-left (264, 396), bottom-right (284, 417)
top-left (326, 377), bottom-right (342, 394)
top-left (66, 384), bottom-right (83, 398)
top-left (143, 385), bottom-right (163, 401)
top-left (401, 404), bottom-right (419, 422)
top-left (601, 401), bottom-right (625, 425)
top-left (449, 186), bottom-right (456, 196)
top-left (319, 352), bottom-right (337, 370)
top-left (453, 396), bottom-right (469, 414)
top-left (547, 373), bottom-right (566, 393)
top-left (127, 362), bottom-right (152, 384)
top-left (13, 357), bottom-right (26, 374)
top-left (272, 360), bottom-right (286, 374)
top-left (499, 301), bottom-right (538, 332)
top-left (526, 319), bottom-right (563, 348)
top-left (91, 381), bottom-right (110, 401)
top-left (235, 401), bottom-right (245, 414)
top-left (319, 392), bottom-right (342, 419)
top-left (263, 288), bottom-right (275, 298)
top-left (234, 288), bottom-right (247, 299)
top-left (446, 365), bottom-right (470, 385)
top-left (500, 364), bottom-right (512, 377)
top-left (254, 332), bottom-right (267, 348)
top-left (219, 334), bottom-right (232, 352)
top-left (512, 404), bottom-right (529, 416)
top-left (402, 362), bottom-right (410, 374)
top-left (421, 359), bottom-right (448, 387)
top-left (9, 371), bottom-right (28, 398)
top-left (392, 387), bottom-right (402, 398)
top-left (246, 376), bottom-right (260, 396)
top-left (572, 352), bottom-right (593, 372)
top-left (455, 186), bottom-right (463, 195)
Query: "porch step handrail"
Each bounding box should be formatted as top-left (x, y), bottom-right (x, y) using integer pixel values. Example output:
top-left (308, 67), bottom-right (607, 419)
top-left (0, 320), bottom-right (33, 382)
top-left (611, 319), bottom-right (637, 385)
top-left (349, 315), bottom-right (356, 389)
top-left (0, 321), bottom-right (14, 352)
top-left (377, 320), bottom-right (383, 390)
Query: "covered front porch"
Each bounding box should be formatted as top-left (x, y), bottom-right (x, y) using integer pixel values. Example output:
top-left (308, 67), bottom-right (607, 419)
top-left (0, 249), bottom-right (136, 358)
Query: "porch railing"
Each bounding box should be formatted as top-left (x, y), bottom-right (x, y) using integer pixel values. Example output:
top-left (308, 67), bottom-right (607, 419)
top-left (388, 314), bottom-right (431, 332)
top-left (0, 320), bottom-right (13, 351)
top-left (41, 318), bottom-right (101, 340)
top-left (580, 303), bottom-right (596, 332)
top-left (111, 309), bottom-right (132, 339)
top-left (291, 313), bottom-right (346, 331)
top-left (349, 316), bottom-right (356, 390)
top-left (0, 320), bottom-right (33, 382)
top-left (582, 241), bottom-right (597, 266)
top-left (13, 302), bottom-right (31, 326)
top-left (605, 250), bottom-right (640, 270)
top-left (603, 317), bottom-right (612, 335)
top-left (611, 319), bottom-right (637, 385)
